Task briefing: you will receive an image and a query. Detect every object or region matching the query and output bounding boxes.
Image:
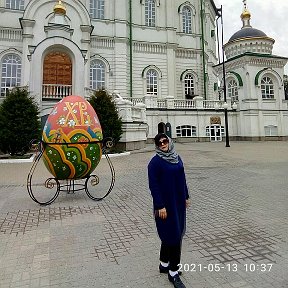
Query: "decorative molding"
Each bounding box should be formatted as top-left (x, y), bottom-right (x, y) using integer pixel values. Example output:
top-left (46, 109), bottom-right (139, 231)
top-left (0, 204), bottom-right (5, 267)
top-left (228, 71), bottom-right (243, 86)
top-left (80, 25), bottom-right (94, 33)
top-left (140, 0), bottom-right (160, 6)
top-left (90, 54), bottom-right (111, 72)
top-left (178, 2), bottom-right (196, 15)
top-left (141, 65), bottom-right (162, 78)
top-left (255, 67), bottom-right (283, 87)
top-left (19, 18), bottom-right (36, 28)
top-left (28, 45), bottom-right (36, 55)
top-left (0, 48), bottom-right (22, 58)
top-left (180, 69), bottom-right (198, 82)
top-left (0, 27), bottom-right (22, 42)
top-left (133, 42), bottom-right (166, 54)
top-left (44, 24), bottom-right (74, 37)
top-left (176, 49), bottom-right (197, 59)
top-left (91, 37), bottom-right (115, 49)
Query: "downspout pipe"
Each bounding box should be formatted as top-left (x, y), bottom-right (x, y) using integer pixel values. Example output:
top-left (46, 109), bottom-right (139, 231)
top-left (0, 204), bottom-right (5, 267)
top-left (200, 0), bottom-right (207, 100)
top-left (129, 0), bottom-right (133, 98)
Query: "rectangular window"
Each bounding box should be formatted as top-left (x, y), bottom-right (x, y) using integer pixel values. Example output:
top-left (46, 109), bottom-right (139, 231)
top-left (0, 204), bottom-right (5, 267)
top-left (145, 0), bottom-right (155, 27)
top-left (264, 125), bottom-right (277, 136)
top-left (182, 7), bottom-right (192, 34)
top-left (90, 0), bottom-right (104, 19)
top-left (176, 125), bottom-right (196, 137)
top-left (5, 0), bottom-right (24, 10)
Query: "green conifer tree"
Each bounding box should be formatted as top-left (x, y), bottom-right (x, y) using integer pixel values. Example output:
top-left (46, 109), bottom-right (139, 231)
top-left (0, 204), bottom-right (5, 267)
top-left (89, 89), bottom-right (123, 145)
top-left (0, 88), bottom-right (41, 155)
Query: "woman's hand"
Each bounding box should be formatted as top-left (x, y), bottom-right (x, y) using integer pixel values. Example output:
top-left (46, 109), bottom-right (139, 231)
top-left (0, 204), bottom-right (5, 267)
top-left (186, 199), bottom-right (190, 208)
top-left (158, 208), bottom-right (167, 219)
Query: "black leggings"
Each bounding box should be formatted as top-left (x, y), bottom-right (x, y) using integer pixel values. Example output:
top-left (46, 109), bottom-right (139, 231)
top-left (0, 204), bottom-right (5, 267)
top-left (159, 242), bottom-right (182, 272)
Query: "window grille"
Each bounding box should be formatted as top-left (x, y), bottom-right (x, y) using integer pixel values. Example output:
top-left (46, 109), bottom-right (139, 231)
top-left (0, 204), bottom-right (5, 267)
top-left (90, 0), bottom-right (104, 19)
top-left (182, 6), bottom-right (192, 34)
top-left (176, 125), bottom-right (196, 137)
top-left (5, 0), bottom-right (24, 10)
top-left (1, 54), bottom-right (21, 97)
top-left (145, 0), bottom-right (156, 27)
top-left (227, 79), bottom-right (238, 102)
top-left (146, 69), bottom-right (158, 95)
top-left (264, 125), bottom-right (277, 136)
top-left (90, 60), bottom-right (105, 90)
top-left (184, 74), bottom-right (194, 99)
top-left (261, 76), bottom-right (274, 99)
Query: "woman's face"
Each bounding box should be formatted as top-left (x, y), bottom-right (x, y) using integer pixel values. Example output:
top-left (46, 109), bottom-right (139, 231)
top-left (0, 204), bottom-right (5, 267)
top-left (158, 138), bottom-right (169, 152)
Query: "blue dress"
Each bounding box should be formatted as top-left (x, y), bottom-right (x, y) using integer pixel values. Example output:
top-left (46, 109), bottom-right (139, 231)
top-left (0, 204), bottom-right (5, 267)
top-left (148, 155), bottom-right (189, 245)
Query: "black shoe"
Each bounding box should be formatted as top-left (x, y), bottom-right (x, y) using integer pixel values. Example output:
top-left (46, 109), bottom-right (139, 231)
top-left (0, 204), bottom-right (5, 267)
top-left (159, 263), bottom-right (169, 273)
top-left (159, 264), bottom-right (182, 275)
top-left (168, 273), bottom-right (186, 288)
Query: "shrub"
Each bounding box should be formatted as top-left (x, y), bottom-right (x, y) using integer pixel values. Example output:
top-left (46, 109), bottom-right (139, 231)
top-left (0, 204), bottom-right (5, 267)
top-left (88, 89), bottom-right (123, 144)
top-left (0, 88), bottom-right (41, 155)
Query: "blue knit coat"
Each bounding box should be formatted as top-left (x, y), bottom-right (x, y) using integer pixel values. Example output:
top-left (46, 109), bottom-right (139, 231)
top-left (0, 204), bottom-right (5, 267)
top-left (148, 155), bottom-right (189, 245)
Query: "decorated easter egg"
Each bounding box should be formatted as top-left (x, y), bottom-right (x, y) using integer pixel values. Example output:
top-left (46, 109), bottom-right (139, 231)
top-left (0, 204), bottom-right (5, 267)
top-left (42, 95), bottom-right (103, 180)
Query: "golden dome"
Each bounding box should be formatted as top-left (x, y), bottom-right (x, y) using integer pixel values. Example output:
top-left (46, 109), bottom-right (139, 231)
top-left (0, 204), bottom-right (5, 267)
top-left (241, 8), bottom-right (251, 19)
top-left (53, 0), bottom-right (66, 15)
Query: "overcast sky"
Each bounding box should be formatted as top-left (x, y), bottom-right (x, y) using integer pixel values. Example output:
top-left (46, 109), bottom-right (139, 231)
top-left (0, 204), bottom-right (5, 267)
top-left (213, 0), bottom-right (288, 73)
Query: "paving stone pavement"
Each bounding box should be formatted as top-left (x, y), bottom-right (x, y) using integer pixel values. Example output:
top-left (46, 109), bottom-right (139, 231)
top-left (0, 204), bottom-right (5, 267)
top-left (0, 141), bottom-right (287, 288)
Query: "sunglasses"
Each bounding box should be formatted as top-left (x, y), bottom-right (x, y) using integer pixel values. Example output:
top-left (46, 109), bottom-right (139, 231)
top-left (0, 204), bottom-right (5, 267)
top-left (158, 139), bottom-right (169, 146)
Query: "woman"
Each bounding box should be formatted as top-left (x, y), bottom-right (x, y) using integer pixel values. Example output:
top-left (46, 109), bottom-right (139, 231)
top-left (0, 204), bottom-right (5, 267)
top-left (148, 133), bottom-right (190, 288)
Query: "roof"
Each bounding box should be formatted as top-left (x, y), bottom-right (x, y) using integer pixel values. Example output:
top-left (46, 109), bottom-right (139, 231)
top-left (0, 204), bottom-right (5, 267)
top-left (228, 27), bottom-right (267, 43)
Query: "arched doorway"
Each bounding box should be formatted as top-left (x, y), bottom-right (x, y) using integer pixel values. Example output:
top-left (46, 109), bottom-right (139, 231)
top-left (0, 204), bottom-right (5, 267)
top-left (42, 51), bottom-right (72, 99)
top-left (158, 122), bottom-right (165, 134)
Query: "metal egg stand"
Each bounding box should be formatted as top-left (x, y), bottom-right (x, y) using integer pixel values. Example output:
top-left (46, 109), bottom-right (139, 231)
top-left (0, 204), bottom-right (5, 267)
top-left (27, 138), bottom-right (115, 205)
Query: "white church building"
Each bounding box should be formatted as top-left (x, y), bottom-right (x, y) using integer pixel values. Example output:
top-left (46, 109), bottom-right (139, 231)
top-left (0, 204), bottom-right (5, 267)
top-left (0, 0), bottom-right (287, 150)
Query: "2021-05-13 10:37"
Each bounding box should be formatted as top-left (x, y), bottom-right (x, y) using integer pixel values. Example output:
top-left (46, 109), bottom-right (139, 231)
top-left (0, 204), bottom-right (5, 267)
top-left (177, 263), bottom-right (274, 272)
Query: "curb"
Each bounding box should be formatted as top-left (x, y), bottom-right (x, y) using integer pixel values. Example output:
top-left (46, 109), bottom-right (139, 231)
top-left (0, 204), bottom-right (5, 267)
top-left (0, 153), bottom-right (36, 163)
top-left (0, 152), bottom-right (131, 164)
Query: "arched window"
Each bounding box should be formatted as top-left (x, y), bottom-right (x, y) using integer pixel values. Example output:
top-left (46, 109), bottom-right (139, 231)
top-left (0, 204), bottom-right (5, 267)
top-left (176, 125), bottom-right (196, 137)
top-left (90, 0), bottom-right (104, 19)
top-left (184, 74), bottom-right (194, 99)
top-left (182, 6), bottom-right (192, 34)
top-left (227, 79), bottom-right (238, 102)
top-left (90, 60), bottom-right (106, 90)
top-left (261, 76), bottom-right (274, 99)
top-left (146, 69), bottom-right (158, 95)
top-left (5, 0), bottom-right (24, 10)
top-left (145, 0), bottom-right (156, 27)
top-left (1, 54), bottom-right (21, 97)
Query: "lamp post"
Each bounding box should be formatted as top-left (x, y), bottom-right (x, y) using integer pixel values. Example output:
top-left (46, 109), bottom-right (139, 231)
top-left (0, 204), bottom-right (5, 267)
top-left (217, 5), bottom-right (230, 147)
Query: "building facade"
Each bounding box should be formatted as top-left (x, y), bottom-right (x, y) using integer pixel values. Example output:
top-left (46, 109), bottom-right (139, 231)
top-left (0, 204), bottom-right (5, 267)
top-left (215, 2), bottom-right (288, 140)
top-left (0, 0), bottom-right (287, 149)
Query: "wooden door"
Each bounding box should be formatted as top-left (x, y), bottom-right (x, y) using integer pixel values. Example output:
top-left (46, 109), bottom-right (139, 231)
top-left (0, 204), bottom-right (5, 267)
top-left (43, 52), bottom-right (72, 85)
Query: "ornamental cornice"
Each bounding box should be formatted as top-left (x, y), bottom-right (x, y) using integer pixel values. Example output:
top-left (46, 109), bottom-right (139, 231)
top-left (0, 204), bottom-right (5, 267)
top-left (225, 36), bottom-right (275, 47)
top-left (215, 55), bottom-right (287, 74)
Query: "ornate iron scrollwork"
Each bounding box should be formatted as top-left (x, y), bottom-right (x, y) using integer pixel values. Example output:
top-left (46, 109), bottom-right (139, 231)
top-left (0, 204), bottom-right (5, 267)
top-left (27, 137), bottom-right (115, 205)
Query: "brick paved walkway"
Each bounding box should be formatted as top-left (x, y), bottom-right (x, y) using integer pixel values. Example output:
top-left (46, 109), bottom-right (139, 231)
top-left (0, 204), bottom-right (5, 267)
top-left (0, 141), bottom-right (287, 287)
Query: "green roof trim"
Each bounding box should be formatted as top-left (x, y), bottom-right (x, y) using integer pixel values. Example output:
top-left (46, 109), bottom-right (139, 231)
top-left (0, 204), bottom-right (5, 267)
top-left (228, 71), bottom-right (243, 86)
top-left (255, 68), bottom-right (268, 85)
